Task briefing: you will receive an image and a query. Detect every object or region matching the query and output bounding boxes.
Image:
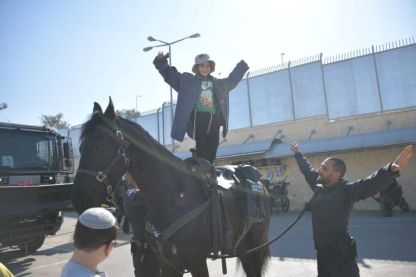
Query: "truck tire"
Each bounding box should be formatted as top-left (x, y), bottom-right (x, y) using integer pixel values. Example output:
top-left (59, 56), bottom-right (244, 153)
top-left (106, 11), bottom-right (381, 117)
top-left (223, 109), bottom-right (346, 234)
top-left (19, 235), bottom-right (45, 253)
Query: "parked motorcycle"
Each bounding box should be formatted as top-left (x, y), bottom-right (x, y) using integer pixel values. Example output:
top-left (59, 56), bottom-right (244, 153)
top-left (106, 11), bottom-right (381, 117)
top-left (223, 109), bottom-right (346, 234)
top-left (263, 179), bottom-right (290, 214)
top-left (372, 178), bottom-right (410, 217)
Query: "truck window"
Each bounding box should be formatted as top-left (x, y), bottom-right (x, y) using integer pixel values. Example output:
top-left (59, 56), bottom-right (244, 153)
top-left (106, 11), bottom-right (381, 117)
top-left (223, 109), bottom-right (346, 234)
top-left (37, 139), bottom-right (58, 169)
top-left (0, 130), bottom-right (59, 171)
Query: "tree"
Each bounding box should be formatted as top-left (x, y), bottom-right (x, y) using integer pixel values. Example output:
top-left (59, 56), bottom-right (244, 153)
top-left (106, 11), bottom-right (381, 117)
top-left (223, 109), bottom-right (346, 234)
top-left (116, 109), bottom-right (140, 119)
top-left (40, 113), bottom-right (70, 129)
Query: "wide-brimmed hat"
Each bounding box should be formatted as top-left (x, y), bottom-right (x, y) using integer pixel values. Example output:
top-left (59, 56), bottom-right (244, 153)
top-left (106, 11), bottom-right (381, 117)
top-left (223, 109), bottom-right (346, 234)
top-left (192, 53), bottom-right (215, 74)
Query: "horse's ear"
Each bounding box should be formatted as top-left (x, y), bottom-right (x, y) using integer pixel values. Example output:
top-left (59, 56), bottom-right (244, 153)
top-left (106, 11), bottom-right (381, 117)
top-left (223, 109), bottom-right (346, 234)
top-left (104, 97), bottom-right (116, 119)
top-left (93, 102), bottom-right (103, 115)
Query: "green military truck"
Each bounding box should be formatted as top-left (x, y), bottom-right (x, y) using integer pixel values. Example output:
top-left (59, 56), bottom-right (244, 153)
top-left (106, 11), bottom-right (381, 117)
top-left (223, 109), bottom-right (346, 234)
top-left (0, 122), bottom-right (74, 253)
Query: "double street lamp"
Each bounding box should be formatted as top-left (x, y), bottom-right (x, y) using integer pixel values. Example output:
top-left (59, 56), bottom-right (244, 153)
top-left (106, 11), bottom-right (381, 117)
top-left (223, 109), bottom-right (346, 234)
top-left (135, 95), bottom-right (141, 113)
top-left (281, 53), bottom-right (285, 64)
top-left (143, 33), bottom-right (200, 151)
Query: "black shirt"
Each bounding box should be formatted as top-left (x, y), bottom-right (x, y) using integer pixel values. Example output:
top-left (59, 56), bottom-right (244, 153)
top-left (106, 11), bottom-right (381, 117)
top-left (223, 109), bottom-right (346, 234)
top-left (294, 151), bottom-right (398, 249)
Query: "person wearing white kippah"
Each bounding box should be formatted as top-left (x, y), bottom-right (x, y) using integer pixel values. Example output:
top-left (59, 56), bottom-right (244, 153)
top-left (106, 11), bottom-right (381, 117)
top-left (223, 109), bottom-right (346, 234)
top-left (61, 207), bottom-right (119, 277)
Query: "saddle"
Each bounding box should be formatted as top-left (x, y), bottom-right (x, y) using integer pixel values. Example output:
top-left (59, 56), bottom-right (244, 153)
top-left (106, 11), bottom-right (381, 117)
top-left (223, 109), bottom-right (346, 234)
top-left (184, 149), bottom-right (217, 187)
top-left (212, 164), bottom-right (267, 255)
top-left (146, 157), bottom-right (267, 259)
top-left (216, 165), bottom-right (265, 219)
top-left (183, 155), bottom-right (267, 254)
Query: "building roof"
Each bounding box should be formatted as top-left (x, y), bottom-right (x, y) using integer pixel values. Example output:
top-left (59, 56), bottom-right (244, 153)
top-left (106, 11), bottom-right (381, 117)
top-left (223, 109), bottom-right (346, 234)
top-left (217, 138), bottom-right (282, 159)
top-left (175, 126), bottom-right (416, 161)
top-left (174, 138), bottom-right (282, 160)
top-left (265, 126), bottom-right (416, 158)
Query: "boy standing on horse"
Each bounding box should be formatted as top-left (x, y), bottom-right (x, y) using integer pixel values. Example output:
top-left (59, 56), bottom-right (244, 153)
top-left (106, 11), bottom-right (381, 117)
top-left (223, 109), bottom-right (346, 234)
top-left (153, 52), bottom-right (249, 163)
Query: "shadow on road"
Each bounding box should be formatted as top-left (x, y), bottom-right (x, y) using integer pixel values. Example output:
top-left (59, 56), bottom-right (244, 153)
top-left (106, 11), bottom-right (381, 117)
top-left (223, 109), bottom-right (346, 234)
top-left (0, 241), bottom-right (73, 275)
top-left (267, 210), bottom-right (416, 262)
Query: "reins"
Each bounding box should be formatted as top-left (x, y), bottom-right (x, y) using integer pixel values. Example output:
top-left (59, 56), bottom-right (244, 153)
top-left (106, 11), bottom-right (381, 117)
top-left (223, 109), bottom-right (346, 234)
top-left (210, 187), bottom-right (322, 259)
top-left (209, 205), bottom-right (307, 259)
top-left (152, 205), bottom-right (308, 275)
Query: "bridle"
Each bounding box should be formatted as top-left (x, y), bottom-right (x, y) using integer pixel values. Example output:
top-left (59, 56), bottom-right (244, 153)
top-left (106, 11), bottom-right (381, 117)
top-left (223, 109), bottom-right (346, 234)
top-left (76, 125), bottom-right (130, 206)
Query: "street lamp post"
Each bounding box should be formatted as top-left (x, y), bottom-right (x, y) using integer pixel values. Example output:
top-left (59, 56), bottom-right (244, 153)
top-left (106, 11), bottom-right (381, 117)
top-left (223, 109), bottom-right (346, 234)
top-left (281, 52), bottom-right (286, 64)
top-left (143, 33), bottom-right (200, 151)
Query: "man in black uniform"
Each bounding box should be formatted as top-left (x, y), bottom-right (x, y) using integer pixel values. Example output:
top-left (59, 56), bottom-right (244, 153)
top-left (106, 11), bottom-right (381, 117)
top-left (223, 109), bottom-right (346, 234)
top-left (290, 142), bottom-right (413, 277)
top-left (121, 174), bottom-right (160, 277)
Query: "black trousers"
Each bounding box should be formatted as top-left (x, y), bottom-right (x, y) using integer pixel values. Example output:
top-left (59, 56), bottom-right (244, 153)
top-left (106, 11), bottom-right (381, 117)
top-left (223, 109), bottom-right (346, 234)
top-left (131, 241), bottom-right (160, 277)
top-left (192, 111), bottom-right (221, 164)
top-left (316, 241), bottom-right (360, 277)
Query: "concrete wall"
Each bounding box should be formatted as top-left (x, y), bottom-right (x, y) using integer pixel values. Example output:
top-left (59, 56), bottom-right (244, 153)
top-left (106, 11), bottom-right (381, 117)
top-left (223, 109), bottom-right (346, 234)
top-left (324, 55), bottom-right (381, 118)
top-left (291, 61), bottom-right (326, 119)
top-left (214, 108), bottom-right (416, 150)
top-left (249, 70), bottom-right (293, 126)
top-left (229, 81), bottom-right (250, 129)
top-left (376, 46), bottom-right (416, 111)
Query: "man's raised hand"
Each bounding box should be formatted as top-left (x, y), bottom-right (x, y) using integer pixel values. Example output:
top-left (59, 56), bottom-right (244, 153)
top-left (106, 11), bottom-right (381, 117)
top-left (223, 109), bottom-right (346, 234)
top-left (391, 145), bottom-right (413, 173)
top-left (290, 142), bottom-right (300, 153)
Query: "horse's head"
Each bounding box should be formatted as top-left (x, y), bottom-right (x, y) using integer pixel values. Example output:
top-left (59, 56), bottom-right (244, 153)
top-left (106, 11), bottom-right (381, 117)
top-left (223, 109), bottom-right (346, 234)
top-left (72, 99), bottom-right (130, 214)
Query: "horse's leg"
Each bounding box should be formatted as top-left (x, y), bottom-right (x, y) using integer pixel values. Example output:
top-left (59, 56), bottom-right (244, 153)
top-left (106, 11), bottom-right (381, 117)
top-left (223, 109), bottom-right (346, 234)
top-left (239, 223), bottom-right (271, 277)
top-left (160, 263), bottom-right (183, 277)
top-left (138, 244), bottom-right (160, 277)
top-left (186, 256), bottom-right (209, 277)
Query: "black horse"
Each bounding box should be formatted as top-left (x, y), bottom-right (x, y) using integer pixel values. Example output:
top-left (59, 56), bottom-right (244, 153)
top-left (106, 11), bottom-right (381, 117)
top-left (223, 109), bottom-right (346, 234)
top-left (72, 100), bottom-right (271, 277)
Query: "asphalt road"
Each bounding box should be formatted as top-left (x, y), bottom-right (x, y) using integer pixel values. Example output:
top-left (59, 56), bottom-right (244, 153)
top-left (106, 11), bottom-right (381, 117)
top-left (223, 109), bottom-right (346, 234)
top-left (1, 210), bottom-right (415, 276)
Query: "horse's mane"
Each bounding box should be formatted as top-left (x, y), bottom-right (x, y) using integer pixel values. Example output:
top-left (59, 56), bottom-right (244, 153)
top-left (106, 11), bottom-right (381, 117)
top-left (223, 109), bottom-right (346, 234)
top-left (80, 112), bottom-right (183, 164)
top-left (80, 112), bottom-right (106, 142)
top-left (120, 117), bottom-right (180, 161)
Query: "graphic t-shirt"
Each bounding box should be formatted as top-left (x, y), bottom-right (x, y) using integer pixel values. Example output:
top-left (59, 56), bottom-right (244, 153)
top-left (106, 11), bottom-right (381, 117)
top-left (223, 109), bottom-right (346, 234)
top-left (195, 78), bottom-right (216, 113)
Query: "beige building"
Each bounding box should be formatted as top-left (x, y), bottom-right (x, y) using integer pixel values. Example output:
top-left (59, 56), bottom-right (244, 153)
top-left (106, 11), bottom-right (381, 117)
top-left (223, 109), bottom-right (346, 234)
top-left (174, 108), bottom-right (416, 211)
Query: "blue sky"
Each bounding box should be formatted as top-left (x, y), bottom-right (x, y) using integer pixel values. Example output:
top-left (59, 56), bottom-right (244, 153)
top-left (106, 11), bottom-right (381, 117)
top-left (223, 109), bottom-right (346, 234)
top-left (1, 0), bottom-right (415, 126)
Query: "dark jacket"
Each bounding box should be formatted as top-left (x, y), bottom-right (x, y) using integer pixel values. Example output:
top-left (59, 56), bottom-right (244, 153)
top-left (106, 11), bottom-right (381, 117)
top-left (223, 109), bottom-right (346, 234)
top-left (123, 188), bottom-right (147, 243)
top-left (153, 55), bottom-right (249, 141)
top-left (294, 151), bottom-right (398, 249)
